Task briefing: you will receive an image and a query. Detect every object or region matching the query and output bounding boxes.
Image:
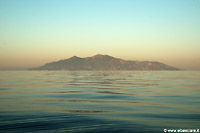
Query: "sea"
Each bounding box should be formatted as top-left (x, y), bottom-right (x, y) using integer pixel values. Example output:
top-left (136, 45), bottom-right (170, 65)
top-left (0, 71), bottom-right (199, 133)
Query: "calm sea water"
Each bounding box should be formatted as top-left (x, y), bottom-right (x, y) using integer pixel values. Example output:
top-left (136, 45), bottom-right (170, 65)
top-left (0, 71), bottom-right (199, 133)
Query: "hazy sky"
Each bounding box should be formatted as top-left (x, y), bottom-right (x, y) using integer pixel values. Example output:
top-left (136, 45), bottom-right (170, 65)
top-left (0, 0), bottom-right (200, 70)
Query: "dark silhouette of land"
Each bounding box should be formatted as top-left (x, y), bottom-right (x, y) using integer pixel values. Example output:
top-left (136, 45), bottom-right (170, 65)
top-left (31, 54), bottom-right (180, 70)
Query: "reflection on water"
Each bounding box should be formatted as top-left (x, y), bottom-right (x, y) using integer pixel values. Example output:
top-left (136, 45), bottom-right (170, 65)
top-left (0, 71), bottom-right (200, 132)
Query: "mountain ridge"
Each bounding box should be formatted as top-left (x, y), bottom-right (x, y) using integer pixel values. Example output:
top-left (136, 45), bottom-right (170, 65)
top-left (31, 54), bottom-right (180, 71)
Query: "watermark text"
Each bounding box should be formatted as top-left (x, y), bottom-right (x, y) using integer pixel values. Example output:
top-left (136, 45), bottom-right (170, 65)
top-left (164, 129), bottom-right (199, 133)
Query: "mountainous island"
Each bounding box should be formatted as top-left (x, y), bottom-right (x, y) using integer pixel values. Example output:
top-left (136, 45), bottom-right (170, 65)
top-left (32, 54), bottom-right (180, 71)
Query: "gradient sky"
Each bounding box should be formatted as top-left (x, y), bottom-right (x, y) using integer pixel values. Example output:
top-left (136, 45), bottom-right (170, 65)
top-left (0, 0), bottom-right (200, 70)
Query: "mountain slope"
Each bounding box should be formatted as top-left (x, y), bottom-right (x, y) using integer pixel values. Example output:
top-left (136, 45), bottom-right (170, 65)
top-left (32, 54), bottom-right (180, 70)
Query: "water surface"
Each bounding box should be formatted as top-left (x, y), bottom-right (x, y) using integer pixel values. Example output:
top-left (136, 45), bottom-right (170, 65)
top-left (0, 71), bottom-right (200, 132)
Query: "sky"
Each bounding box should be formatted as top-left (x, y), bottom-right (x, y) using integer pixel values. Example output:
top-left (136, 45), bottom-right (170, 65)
top-left (0, 0), bottom-right (200, 70)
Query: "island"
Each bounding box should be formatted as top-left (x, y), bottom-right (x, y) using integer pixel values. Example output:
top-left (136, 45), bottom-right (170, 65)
top-left (31, 54), bottom-right (180, 70)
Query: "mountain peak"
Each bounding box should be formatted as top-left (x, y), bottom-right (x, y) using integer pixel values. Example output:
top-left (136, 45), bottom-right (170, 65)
top-left (72, 55), bottom-right (78, 58)
top-left (92, 54), bottom-right (113, 58)
top-left (69, 55), bottom-right (81, 59)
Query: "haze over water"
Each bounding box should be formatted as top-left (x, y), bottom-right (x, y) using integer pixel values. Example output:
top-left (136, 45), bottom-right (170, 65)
top-left (0, 71), bottom-right (199, 132)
